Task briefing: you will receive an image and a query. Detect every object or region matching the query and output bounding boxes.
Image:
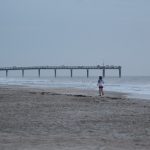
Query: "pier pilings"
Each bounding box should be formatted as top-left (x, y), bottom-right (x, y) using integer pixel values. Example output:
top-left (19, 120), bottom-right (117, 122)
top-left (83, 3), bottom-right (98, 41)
top-left (103, 68), bottom-right (105, 78)
top-left (119, 66), bottom-right (121, 78)
top-left (54, 69), bottom-right (57, 78)
top-left (22, 70), bottom-right (24, 77)
top-left (6, 70), bottom-right (8, 77)
top-left (87, 69), bottom-right (89, 78)
top-left (70, 69), bottom-right (73, 78)
top-left (38, 69), bottom-right (41, 77)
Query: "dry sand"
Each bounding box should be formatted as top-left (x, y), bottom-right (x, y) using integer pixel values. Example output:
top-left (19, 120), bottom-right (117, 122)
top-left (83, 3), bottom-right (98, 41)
top-left (0, 85), bottom-right (150, 150)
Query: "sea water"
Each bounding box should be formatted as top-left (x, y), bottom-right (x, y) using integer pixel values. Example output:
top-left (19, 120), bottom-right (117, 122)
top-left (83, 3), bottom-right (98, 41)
top-left (0, 76), bottom-right (150, 99)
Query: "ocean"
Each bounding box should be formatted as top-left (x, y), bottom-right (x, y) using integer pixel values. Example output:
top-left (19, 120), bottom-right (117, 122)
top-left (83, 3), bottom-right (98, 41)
top-left (0, 76), bottom-right (150, 99)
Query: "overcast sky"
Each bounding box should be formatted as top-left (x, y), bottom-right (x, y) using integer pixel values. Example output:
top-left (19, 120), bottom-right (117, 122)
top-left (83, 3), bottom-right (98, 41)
top-left (0, 0), bottom-right (150, 76)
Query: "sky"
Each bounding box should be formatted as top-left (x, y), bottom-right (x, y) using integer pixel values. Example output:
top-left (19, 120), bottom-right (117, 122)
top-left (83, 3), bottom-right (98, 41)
top-left (0, 0), bottom-right (150, 76)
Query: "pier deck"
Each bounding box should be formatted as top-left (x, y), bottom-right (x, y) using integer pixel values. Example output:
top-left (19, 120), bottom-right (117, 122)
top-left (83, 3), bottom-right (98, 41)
top-left (0, 65), bottom-right (122, 78)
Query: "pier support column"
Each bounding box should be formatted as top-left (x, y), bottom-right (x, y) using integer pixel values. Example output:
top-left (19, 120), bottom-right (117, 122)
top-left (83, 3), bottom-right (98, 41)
top-left (103, 68), bottom-right (105, 78)
top-left (70, 69), bottom-right (73, 78)
top-left (87, 69), bottom-right (89, 78)
top-left (22, 70), bottom-right (24, 77)
top-left (6, 70), bottom-right (8, 77)
top-left (54, 69), bottom-right (57, 78)
top-left (119, 67), bottom-right (121, 78)
top-left (38, 69), bottom-right (40, 77)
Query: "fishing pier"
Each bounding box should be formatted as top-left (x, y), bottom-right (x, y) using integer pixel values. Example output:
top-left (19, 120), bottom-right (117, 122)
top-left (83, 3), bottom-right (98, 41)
top-left (0, 65), bottom-right (122, 78)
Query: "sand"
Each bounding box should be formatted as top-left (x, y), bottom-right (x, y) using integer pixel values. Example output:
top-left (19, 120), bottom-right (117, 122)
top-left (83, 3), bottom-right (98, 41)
top-left (0, 85), bottom-right (150, 150)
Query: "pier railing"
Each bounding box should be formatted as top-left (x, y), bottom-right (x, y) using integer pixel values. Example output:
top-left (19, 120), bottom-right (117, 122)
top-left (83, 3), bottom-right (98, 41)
top-left (0, 65), bottom-right (122, 78)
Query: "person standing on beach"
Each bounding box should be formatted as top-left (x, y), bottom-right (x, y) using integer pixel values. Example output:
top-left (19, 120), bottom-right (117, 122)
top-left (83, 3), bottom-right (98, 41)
top-left (97, 76), bottom-right (104, 96)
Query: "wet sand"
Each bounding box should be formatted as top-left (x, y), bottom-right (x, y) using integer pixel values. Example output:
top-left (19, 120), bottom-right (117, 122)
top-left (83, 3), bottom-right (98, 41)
top-left (0, 85), bottom-right (150, 150)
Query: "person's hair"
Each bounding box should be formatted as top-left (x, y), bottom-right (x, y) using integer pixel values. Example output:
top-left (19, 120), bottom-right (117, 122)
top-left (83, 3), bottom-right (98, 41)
top-left (99, 76), bottom-right (102, 80)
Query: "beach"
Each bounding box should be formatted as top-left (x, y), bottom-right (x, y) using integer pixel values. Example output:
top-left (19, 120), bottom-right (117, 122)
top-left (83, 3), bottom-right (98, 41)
top-left (0, 85), bottom-right (150, 150)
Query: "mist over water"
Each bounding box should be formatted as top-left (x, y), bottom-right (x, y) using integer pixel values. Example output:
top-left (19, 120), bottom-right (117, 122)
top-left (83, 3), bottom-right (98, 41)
top-left (0, 76), bottom-right (150, 99)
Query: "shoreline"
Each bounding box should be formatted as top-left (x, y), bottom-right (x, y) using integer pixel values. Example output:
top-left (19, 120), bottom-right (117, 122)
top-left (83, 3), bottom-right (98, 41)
top-left (1, 76), bottom-right (150, 100)
top-left (0, 85), bottom-right (150, 150)
top-left (0, 84), bottom-right (128, 99)
top-left (1, 84), bottom-right (150, 101)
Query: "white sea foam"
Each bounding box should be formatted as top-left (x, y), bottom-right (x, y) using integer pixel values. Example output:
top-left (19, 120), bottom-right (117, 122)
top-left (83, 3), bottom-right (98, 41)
top-left (0, 76), bottom-right (150, 99)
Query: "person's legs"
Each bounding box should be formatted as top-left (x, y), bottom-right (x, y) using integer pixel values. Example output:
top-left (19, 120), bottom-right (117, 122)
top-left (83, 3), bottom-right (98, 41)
top-left (101, 88), bottom-right (104, 95)
top-left (99, 87), bottom-right (104, 96)
top-left (99, 88), bottom-right (100, 95)
top-left (99, 88), bottom-right (102, 96)
top-left (99, 87), bottom-right (101, 96)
